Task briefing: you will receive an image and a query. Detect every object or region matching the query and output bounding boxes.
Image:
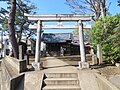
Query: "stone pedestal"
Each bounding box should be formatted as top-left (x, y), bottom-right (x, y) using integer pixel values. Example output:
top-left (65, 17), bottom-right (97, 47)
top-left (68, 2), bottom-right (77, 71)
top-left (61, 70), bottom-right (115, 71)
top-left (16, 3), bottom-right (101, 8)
top-left (78, 61), bottom-right (89, 69)
top-left (32, 62), bottom-right (43, 70)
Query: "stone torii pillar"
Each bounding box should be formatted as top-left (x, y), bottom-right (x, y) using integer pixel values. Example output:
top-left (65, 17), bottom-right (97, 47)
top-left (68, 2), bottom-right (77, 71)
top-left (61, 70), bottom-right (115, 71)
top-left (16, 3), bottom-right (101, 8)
top-left (78, 20), bottom-right (89, 69)
top-left (78, 20), bottom-right (86, 62)
top-left (32, 20), bottom-right (42, 70)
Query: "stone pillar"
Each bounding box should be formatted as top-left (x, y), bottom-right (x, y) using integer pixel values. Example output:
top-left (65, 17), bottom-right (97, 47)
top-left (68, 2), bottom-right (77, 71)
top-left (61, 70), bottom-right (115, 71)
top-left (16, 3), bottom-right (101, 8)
top-left (78, 20), bottom-right (86, 62)
top-left (3, 41), bottom-right (7, 57)
top-left (92, 55), bottom-right (97, 65)
top-left (19, 45), bottom-right (23, 60)
top-left (24, 55), bottom-right (29, 65)
top-left (60, 46), bottom-right (64, 56)
top-left (32, 20), bottom-right (42, 70)
top-left (97, 44), bottom-right (103, 64)
top-left (35, 20), bottom-right (42, 63)
top-left (78, 20), bottom-right (89, 69)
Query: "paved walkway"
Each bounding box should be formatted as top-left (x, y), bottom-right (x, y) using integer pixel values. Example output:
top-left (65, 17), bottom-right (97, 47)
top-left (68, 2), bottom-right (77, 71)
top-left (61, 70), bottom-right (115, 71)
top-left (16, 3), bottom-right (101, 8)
top-left (24, 57), bottom-right (99, 90)
top-left (78, 70), bottom-right (99, 90)
top-left (42, 57), bottom-right (78, 73)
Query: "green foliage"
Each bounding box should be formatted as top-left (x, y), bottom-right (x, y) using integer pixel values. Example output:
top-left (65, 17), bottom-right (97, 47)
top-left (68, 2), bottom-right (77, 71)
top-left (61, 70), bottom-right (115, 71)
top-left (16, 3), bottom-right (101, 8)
top-left (0, 18), bottom-right (8, 31)
top-left (73, 29), bottom-right (79, 35)
top-left (73, 28), bottom-right (91, 42)
top-left (0, 0), bottom-right (36, 40)
top-left (91, 14), bottom-right (120, 62)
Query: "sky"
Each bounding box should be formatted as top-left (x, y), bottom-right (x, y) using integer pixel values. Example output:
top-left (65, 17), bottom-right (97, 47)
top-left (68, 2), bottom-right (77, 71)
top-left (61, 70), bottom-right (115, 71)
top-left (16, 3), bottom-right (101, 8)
top-left (0, 0), bottom-right (120, 33)
top-left (0, 0), bottom-right (119, 15)
top-left (32, 0), bottom-right (120, 14)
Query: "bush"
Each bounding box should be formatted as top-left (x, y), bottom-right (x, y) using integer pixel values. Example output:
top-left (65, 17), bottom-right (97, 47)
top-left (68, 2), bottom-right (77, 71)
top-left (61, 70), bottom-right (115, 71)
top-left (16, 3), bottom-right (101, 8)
top-left (91, 14), bottom-right (120, 62)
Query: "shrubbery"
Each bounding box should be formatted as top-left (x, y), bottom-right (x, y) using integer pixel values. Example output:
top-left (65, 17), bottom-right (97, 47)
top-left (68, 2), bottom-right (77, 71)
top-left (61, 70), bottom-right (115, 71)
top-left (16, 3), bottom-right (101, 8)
top-left (91, 14), bottom-right (120, 62)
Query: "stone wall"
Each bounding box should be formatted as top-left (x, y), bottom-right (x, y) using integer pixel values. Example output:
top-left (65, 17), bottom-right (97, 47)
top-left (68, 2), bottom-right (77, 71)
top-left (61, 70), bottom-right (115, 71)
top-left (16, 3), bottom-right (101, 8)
top-left (1, 56), bottom-right (26, 90)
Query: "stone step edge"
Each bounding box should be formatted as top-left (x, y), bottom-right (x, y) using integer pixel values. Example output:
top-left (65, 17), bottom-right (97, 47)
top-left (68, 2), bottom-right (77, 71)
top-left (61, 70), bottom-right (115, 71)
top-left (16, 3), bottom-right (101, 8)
top-left (43, 85), bottom-right (81, 89)
top-left (45, 73), bottom-right (78, 78)
top-left (44, 78), bottom-right (78, 81)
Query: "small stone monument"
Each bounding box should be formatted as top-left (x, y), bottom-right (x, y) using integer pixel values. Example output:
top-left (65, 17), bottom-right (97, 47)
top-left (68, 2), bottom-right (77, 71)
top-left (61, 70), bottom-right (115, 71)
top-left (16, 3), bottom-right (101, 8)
top-left (78, 61), bottom-right (89, 69)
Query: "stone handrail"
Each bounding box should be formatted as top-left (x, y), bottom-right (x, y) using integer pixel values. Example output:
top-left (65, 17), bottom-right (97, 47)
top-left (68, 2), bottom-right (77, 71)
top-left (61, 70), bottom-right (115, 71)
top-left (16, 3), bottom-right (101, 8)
top-left (95, 73), bottom-right (119, 90)
top-left (5, 56), bottom-right (27, 73)
top-left (1, 56), bottom-right (26, 90)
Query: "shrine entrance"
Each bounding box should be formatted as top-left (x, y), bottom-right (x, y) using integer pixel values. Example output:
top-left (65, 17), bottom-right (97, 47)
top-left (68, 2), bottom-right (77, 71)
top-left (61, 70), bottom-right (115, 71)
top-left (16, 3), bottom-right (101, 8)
top-left (24, 14), bottom-right (93, 70)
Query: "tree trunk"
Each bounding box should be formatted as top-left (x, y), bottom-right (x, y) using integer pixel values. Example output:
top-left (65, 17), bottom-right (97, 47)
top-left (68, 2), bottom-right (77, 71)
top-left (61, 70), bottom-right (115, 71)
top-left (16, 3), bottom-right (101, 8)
top-left (8, 0), bottom-right (19, 58)
top-left (101, 0), bottom-right (107, 17)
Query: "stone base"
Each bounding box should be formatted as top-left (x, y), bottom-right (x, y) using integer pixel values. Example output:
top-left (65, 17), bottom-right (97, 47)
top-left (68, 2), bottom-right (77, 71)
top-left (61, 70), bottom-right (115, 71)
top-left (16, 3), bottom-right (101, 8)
top-left (92, 55), bottom-right (98, 65)
top-left (32, 62), bottom-right (43, 70)
top-left (78, 61), bottom-right (89, 69)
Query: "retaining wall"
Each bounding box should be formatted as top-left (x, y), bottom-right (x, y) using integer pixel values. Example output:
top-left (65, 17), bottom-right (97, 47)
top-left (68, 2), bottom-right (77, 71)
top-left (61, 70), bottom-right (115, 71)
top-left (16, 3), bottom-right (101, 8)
top-left (1, 56), bottom-right (26, 90)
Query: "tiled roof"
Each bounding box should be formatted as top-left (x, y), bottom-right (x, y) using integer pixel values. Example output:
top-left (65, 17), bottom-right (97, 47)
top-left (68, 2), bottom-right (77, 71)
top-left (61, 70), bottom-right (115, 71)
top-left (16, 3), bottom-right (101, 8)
top-left (42, 33), bottom-right (89, 44)
top-left (42, 33), bottom-right (73, 43)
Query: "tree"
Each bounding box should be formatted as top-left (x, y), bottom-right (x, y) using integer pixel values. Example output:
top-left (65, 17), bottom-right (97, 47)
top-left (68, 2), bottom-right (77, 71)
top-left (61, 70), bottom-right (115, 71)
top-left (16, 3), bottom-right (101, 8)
top-left (66, 0), bottom-right (111, 21)
top-left (1, 0), bottom-right (36, 58)
top-left (118, 0), bottom-right (120, 6)
top-left (72, 28), bottom-right (91, 42)
top-left (8, 0), bottom-right (18, 58)
top-left (91, 14), bottom-right (120, 62)
top-left (73, 29), bottom-right (79, 35)
top-left (6, 0), bottom-right (36, 43)
top-left (15, 0), bottom-right (36, 43)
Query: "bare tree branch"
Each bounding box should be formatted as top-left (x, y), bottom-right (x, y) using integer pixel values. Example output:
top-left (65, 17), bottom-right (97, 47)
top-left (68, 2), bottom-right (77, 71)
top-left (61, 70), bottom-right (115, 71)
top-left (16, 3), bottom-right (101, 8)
top-left (66, 0), bottom-right (110, 21)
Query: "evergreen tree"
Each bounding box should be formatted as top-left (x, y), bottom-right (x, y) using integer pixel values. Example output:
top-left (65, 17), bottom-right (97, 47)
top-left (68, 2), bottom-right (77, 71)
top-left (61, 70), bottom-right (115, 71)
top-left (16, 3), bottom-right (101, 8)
top-left (91, 14), bottom-right (120, 62)
top-left (0, 0), bottom-right (36, 58)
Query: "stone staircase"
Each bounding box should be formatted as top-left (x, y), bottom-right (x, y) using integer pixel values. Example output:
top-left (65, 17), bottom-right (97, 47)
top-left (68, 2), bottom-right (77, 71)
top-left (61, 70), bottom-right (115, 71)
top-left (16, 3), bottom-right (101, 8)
top-left (42, 73), bottom-right (81, 90)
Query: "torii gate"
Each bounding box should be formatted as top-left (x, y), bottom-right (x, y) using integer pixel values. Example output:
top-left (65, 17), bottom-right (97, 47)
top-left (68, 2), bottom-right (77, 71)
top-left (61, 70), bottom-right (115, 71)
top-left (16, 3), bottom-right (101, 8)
top-left (24, 13), bottom-right (93, 70)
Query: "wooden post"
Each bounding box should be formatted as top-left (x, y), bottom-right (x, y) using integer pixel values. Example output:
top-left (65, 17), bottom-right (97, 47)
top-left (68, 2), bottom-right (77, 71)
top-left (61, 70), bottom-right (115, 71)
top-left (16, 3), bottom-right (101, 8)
top-left (97, 44), bottom-right (103, 64)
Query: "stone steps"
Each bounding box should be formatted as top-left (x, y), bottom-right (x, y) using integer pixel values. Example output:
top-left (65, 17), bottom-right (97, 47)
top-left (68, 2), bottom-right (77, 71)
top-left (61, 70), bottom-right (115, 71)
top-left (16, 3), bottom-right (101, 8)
top-left (42, 73), bottom-right (81, 90)
top-left (42, 85), bottom-right (81, 90)
top-left (45, 73), bottom-right (78, 78)
top-left (44, 78), bottom-right (79, 85)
